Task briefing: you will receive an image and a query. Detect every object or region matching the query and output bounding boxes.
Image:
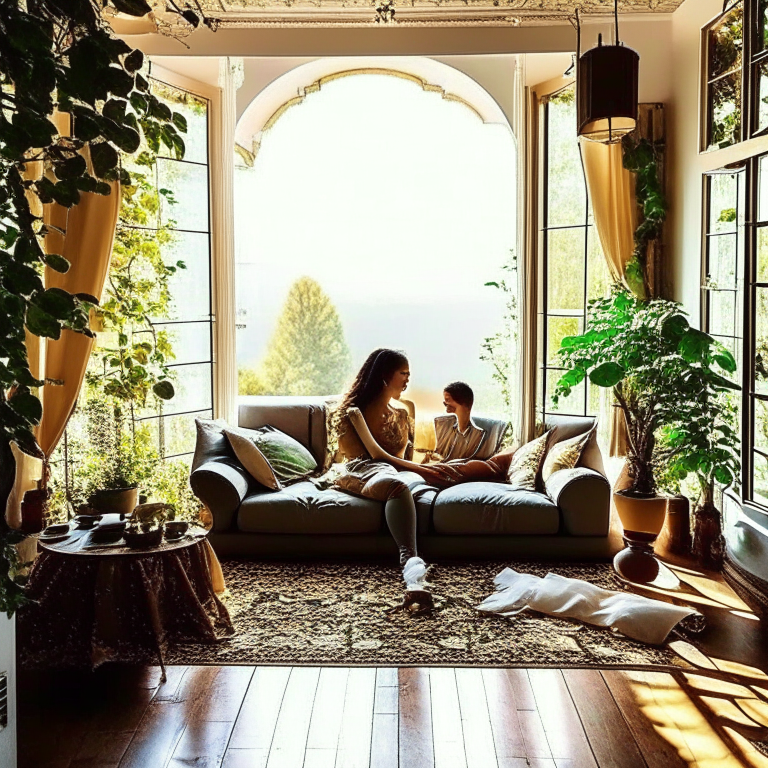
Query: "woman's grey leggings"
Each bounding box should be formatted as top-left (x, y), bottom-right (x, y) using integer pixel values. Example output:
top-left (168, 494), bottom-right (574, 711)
top-left (384, 489), bottom-right (418, 566)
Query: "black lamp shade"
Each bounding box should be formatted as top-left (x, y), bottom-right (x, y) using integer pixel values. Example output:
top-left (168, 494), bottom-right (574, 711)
top-left (577, 44), bottom-right (639, 143)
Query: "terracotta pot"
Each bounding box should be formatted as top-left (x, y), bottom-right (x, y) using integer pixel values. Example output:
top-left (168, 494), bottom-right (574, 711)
top-left (613, 490), bottom-right (668, 537)
top-left (88, 486), bottom-right (138, 517)
top-left (613, 491), bottom-right (668, 584)
top-left (666, 495), bottom-right (692, 555)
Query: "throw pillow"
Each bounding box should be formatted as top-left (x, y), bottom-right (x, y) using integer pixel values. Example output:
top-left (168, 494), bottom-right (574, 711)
top-left (223, 428), bottom-right (282, 490)
top-left (506, 431), bottom-right (551, 491)
top-left (224, 425), bottom-right (318, 490)
top-left (541, 425), bottom-right (596, 483)
top-left (192, 417), bottom-right (233, 472)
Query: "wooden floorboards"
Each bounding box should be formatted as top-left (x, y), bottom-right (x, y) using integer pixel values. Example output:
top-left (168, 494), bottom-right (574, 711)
top-left (17, 664), bottom-right (759, 768)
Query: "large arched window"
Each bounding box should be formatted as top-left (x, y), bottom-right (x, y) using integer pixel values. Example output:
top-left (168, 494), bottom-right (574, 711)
top-left (234, 69), bottom-right (517, 434)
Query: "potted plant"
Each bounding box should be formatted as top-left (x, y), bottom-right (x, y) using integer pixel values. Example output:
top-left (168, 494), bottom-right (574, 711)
top-left (654, 391), bottom-right (740, 567)
top-left (79, 394), bottom-right (159, 515)
top-left (554, 287), bottom-right (738, 581)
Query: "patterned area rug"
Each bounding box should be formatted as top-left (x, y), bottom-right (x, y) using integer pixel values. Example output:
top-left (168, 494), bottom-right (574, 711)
top-left (165, 559), bottom-right (689, 668)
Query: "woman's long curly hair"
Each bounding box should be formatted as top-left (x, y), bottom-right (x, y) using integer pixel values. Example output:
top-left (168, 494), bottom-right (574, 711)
top-left (333, 348), bottom-right (409, 431)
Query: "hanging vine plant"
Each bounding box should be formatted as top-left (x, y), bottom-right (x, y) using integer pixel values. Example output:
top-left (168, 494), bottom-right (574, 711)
top-left (622, 135), bottom-right (668, 299)
top-left (0, 0), bottom-right (189, 616)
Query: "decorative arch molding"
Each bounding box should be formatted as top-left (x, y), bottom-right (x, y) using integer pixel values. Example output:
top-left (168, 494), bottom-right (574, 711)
top-left (235, 58), bottom-right (513, 167)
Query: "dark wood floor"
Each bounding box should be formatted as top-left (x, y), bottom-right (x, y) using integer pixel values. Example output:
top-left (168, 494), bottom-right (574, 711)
top-left (17, 662), bottom-right (768, 768)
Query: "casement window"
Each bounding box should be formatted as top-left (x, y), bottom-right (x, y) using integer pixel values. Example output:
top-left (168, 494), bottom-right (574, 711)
top-left (131, 78), bottom-right (214, 462)
top-left (538, 84), bottom-right (610, 422)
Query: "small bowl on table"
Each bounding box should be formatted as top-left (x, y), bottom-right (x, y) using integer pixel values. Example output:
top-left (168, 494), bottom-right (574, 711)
top-left (123, 524), bottom-right (164, 549)
top-left (164, 521), bottom-right (189, 540)
top-left (74, 514), bottom-right (102, 530)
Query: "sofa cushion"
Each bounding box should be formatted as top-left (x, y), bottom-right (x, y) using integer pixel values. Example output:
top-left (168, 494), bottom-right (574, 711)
top-left (432, 482), bottom-right (559, 535)
top-left (238, 481), bottom-right (383, 535)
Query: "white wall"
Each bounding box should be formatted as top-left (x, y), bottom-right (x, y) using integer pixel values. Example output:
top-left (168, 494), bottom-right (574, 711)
top-left (0, 616), bottom-right (16, 768)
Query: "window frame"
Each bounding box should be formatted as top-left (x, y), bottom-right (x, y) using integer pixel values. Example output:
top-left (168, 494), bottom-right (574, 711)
top-left (130, 74), bottom-right (215, 463)
top-left (537, 84), bottom-right (606, 423)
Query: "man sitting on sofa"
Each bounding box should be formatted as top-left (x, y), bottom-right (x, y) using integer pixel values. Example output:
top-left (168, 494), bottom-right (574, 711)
top-left (430, 381), bottom-right (487, 461)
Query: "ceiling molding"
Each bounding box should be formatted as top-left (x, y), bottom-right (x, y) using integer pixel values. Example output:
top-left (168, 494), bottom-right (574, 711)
top-left (153, 1), bottom-right (685, 30)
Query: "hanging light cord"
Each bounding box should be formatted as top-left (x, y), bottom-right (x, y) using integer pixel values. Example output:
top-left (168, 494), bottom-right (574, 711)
top-left (614, 0), bottom-right (620, 45)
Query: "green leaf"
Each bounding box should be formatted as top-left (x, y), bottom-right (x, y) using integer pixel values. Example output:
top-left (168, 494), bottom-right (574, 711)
top-left (679, 328), bottom-right (714, 363)
top-left (661, 313), bottom-right (689, 341)
top-left (26, 305), bottom-right (61, 340)
top-left (44, 254), bottom-right (70, 274)
top-left (53, 154), bottom-right (87, 181)
top-left (90, 142), bottom-right (119, 178)
top-left (10, 392), bottom-right (42, 425)
top-left (713, 349), bottom-right (737, 373)
top-left (589, 362), bottom-right (625, 388)
top-left (111, 0), bottom-right (153, 16)
top-left (153, 380), bottom-right (175, 400)
top-left (34, 287), bottom-right (76, 320)
top-left (130, 92), bottom-right (148, 113)
top-left (172, 112), bottom-right (188, 133)
top-left (123, 49), bottom-right (145, 73)
top-left (714, 465), bottom-right (734, 485)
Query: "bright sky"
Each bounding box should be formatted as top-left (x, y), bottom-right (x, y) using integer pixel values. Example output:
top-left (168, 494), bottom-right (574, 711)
top-left (234, 72), bottom-right (517, 415)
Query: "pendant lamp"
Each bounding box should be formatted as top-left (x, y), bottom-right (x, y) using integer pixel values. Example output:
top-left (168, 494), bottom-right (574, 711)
top-left (576, 1), bottom-right (639, 143)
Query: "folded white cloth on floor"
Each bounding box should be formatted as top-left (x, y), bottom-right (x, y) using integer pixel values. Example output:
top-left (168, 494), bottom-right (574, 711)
top-left (476, 568), bottom-right (700, 645)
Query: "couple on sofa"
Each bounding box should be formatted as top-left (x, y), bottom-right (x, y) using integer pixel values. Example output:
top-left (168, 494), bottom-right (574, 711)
top-left (332, 348), bottom-right (547, 612)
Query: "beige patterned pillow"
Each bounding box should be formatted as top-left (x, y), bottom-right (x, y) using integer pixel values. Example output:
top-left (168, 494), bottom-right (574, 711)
top-left (541, 426), bottom-right (595, 483)
top-left (507, 431), bottom-right (551, 491)
top-left (223, 428), bottom-right (281, 491)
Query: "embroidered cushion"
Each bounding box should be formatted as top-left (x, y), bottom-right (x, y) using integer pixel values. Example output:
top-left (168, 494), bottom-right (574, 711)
top-left (541, 425), bottom-right (597, 484)
top-left (506, 431), bottom-right (551, 491)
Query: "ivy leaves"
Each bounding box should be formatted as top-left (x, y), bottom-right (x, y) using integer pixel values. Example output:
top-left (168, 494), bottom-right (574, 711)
top-left (0, 0), bottom-right (190, 481)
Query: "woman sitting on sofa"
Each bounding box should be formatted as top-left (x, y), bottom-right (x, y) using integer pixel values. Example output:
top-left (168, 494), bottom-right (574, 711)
top-left (334, 348), bottom-right (513, 612)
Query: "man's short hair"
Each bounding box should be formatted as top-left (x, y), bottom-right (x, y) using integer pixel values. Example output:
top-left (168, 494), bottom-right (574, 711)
top-left (444, 381), bottom-right (474, 409)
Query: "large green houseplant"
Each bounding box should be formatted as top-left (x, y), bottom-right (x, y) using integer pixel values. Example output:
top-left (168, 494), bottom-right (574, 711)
top-left (554, 287), bottom-right (738, 577)
top-left (0, 0), bottom-right (187, 615)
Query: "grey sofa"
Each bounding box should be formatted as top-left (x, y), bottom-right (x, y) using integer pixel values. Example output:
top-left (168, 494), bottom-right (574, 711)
top-left (190, 396), bottom-right (614, 560)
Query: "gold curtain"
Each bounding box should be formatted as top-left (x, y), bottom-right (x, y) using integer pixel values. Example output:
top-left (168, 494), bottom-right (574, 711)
top-left (580, 139), bottom-right (638, 286)
top-left (580, 104), bottom-right (666, 458)
top-left (5, 115), bottom-right (120, 527)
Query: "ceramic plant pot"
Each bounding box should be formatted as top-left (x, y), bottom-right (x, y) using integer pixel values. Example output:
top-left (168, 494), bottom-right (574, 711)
top-left (89, 486), bottom-right (138, 517)
top-left (666, 494), bottom-right (692, 555)
top-left (613, 490), bottom-right (669, 585)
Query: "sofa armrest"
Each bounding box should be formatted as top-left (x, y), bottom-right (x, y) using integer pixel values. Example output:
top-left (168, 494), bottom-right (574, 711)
top-left (545, 467), bottom-right (610, 537)
top-left (190, 460), bottom-right (251, 533)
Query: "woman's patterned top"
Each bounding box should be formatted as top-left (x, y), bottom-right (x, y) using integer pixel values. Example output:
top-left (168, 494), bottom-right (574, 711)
top-left (337, 405), bottom-right (414, 461)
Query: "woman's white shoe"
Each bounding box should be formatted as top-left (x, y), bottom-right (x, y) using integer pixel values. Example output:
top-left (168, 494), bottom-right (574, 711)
top-left (401, 556), bottom-right (434, 613)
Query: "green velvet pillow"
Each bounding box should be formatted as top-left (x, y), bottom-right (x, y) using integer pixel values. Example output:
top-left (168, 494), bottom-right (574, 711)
top-left (224, 425), bottom-right (317, 489)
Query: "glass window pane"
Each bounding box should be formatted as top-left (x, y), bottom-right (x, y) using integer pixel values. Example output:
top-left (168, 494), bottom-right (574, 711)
top-left (758, 227), bottom-right (768, 282)
top-left (546, 369), bottom-right (585, 415)
top-left (164, 362), bottom-right (213, 414)
top-left (546, 89), bottom-right (587, 228)
top-left (708, 290), bottom-right (737, 336)
top-left (759, 157), bottom-right (768, 221)
top-left (547, 316), bottom-right (582, 366)
top-left (754, 401), bottom-right (768, 454)
top-left (712, 334), bottom-right (743, 384)
top-left (755, 288), bottom-right (768, 395)
top-left (151, 81), bottom-right (208, 166)
top-left (707, 233), bottom-right (738, 288)
top-left (161, 410), bottom-right (210, 457)
top-left (752, 451), bottom-right (768, 507)
top-left (587, 226), bottom-right (611, 302)
top-left (709, 72), bottom-right (742, 150)
top-left (708, 174), bottom-right (739, 233)
top-left (760, 0), bottom-right (768, 53)
top-left (708, 5), bottom-right (743, 80)
top-left (153, 231), bottom-right (211, 323)
top-left (152, 322), bottom-right (211, 366)
top-left (157, 158), bottom-right (209, 233)
top-left (756, 61), bottom-right (768, 135)
top-left (547, 228), bottom-right (586, 311)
